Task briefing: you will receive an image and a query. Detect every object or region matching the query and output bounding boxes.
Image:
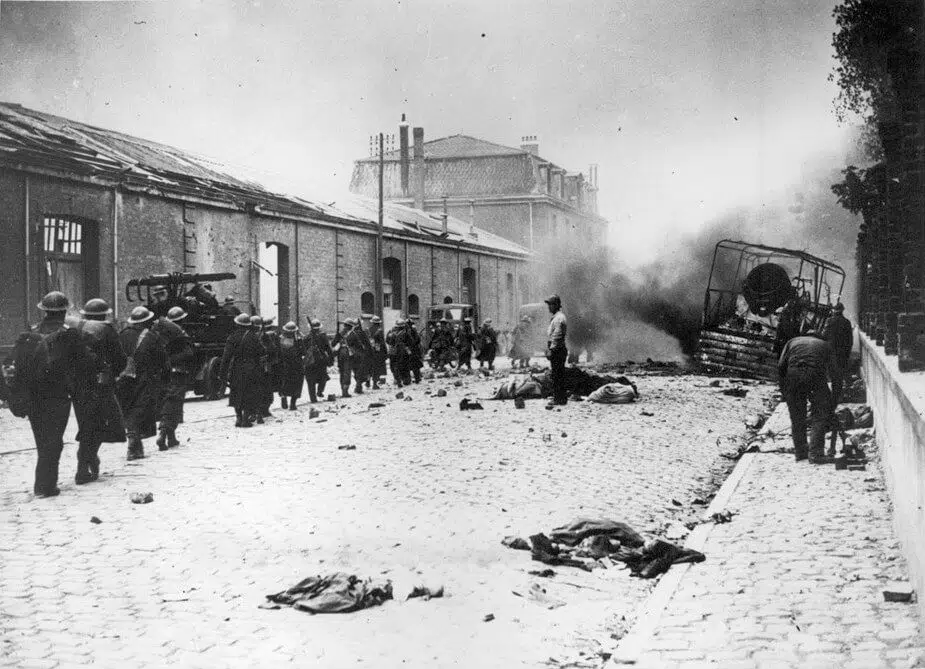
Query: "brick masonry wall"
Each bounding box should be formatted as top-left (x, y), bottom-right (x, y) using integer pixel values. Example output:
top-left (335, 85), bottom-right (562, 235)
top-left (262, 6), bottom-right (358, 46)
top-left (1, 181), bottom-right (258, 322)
top-left (0, 170), bottom-right (26, 345)
top-left (298, 223), bottom-right (339, 330)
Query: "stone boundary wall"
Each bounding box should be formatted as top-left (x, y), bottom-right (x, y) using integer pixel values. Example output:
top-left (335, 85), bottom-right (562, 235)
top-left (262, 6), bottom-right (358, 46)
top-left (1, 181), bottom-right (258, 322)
top-left (860, 332), bottom-right (925, 620)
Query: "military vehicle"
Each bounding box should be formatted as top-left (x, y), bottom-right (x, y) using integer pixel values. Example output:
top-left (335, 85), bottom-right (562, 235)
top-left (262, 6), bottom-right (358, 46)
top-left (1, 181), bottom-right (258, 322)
top-left (698, 240), bottom-right (846, 379)
top-left (125, 272), bottom-right (239, 398)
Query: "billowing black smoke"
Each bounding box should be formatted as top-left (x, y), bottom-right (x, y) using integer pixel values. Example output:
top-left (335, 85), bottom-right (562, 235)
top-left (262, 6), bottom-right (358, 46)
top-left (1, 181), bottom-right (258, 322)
top-left (541, 159), bottom-right (860, 362)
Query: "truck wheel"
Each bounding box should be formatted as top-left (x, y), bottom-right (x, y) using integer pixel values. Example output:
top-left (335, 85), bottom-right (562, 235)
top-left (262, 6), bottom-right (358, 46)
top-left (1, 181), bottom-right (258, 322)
top-left (204, 356), bottom-right (224, 399)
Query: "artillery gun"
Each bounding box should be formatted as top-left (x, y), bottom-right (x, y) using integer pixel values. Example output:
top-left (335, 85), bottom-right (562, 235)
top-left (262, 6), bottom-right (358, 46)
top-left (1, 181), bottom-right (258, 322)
top-left (699, 240), bottom-right (846, 379)
top-left (125, 272), bottom-right (239, 399)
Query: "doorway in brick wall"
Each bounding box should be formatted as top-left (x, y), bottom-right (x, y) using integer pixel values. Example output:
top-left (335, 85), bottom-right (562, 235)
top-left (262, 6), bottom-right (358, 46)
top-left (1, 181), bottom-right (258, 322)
top-left (257, 242), bottom-right (290, 324)
top-left (42, 216), bottom-right (99, 314)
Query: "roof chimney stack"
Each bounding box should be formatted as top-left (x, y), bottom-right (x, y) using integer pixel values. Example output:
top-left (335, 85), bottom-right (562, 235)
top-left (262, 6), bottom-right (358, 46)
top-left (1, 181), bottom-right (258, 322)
top-left (413, 126), bottom-right (425, 210)
top-left (520, 135), bottom-right (539, 155)
top-left (399, 114), bottom-right (410, 197)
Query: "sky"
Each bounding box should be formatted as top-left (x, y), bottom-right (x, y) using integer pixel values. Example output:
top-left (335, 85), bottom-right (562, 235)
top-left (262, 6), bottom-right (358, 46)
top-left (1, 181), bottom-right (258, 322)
top-left (0, 0), bottom-right (853, 264)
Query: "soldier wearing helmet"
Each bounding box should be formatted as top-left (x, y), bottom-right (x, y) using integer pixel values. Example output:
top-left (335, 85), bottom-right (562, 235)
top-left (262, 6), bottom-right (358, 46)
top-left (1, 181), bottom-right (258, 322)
top-left (545, 294), bottom-right (568, 407)
top-left (476, 318), bottom-right (498, 372)
top-left (277, 321), bottom-right (304, 411)
top-left (151, 306), bottom-right (194, 450)
top-left (386, 318), bottom-right (412, 387)
top-left (455, 317), bottom-right (476, 370)
top-left (331, 318), bottom-right (362, 398)
top-left (8, 291), bottom-right (93, 497)
top-left (367, 315), bottom-right (387, 388)
top-left (220, 312), bottom-right (266, 427)
top-left (150, 285), bottom-right (171, 319)
top-left (405, 317), bottom-right (423, 383)
top-left (117, 305), bottom-right (169, 460)
top-left (302, 318), bottom-right (333, 403)
top-left (72, 298), bottom-right (128, 484)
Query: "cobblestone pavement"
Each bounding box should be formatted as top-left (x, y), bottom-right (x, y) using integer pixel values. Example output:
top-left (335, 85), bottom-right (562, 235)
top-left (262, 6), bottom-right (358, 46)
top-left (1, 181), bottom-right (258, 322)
top-left (0, 366), bottom-right (774, 669)
top-left (628, 433), bottom-right (925, 669)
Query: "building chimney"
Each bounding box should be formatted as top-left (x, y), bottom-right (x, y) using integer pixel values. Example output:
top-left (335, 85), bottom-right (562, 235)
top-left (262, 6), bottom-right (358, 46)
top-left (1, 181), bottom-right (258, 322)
top-left (413, 126), bottom-right (425, 210)
top-left (399, 114), bottom-right (410, 197)
top-left (520, 135), bottom-right (539, 155)
top-left (441, 195), bottom-right (449, 235)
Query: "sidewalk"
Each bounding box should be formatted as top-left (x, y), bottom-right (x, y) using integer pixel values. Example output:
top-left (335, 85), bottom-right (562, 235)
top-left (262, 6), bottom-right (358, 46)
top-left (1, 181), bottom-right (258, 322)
top-left (613, 406), bottom-right (925, 669)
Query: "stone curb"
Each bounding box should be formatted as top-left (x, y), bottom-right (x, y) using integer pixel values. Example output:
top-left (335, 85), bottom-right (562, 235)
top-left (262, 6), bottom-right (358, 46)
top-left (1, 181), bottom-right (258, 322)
top-left (609, 451), bottom-right (760, 665)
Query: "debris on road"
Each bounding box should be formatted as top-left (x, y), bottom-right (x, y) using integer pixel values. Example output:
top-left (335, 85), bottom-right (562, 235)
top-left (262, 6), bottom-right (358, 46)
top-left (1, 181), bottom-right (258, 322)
top-left (502, 536), bottom-right (531, 551)
top-left (90, 516), bottom-right (102, 524)
top-left (483, 613), bottom-right (495, 622)
top-left (640, 410), bottom-right (655, 416)
top-left (514, 397), bottom-right (526, 409)
top-left (512, 583), bottom-right (566, 609)
top-left (512, 518), bottom-right (704, 578)
top-left (709, 510), bottom-right (735, 524)
top-left (587, 383), bottom-right (637, 404)
top-left (130, 492), bottom-right (154, 504)
top-left (459, 398), bottom-right (484, 411)
top-left (407, 584), bottom-right (445, 601)
top-left (528, 568), bottom-right (557, 578)
top-left (265, 572), bottom-right (393, 614)
top-left (883, 583), bottom-right (916, 603)
top-left (337, 444), bottom-right (357, 451)
top-left (435, 389), bottom-right (447, 397)
top-left (722, 387), bottom-right (748, 397)
top-left (395, 391), bottom-right (404, 399)
top-left (308, 408), bottom-right (320, 419)
top-left (368, 402), bottom-right (386, 409)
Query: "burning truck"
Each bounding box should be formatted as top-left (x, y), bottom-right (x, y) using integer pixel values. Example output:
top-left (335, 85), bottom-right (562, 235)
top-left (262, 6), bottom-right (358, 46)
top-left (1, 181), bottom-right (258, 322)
top-left (698, 239), bottom-right (846, 380)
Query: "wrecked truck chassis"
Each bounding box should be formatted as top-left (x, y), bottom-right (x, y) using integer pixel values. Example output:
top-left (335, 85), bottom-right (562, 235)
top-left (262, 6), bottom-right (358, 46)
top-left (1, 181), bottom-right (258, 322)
top-left (697, 239), bottom-right (845, 380)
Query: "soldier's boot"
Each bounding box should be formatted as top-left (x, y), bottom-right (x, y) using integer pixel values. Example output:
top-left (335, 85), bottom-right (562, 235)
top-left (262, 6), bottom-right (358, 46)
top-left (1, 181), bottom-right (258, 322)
top-left (289, 398), bottom-right (297, 410)
top-left (281, 396), bottom-right (289, 409)
top-left (354, 384), bottom-right (364, 395)
top-left (234, 410), bottom-right (243, 428)
top-left (341, 384), bottom-right (351, 398)
top-left (89, 445), bottom-right (101, 481)
top-left (308, 387), bottom-right (318, 403)
top-left (156, 427), bottom-right (170, 451)
top-left (75, 453), bottom-right (93, 485)
top-left (256, 414), bottom-right (265, 424)
top-left (126, 436), bottom-right (145, 461)
top-left (167, 428), bottom-right (180, 448)
top-left (241, 413), bottom-right (253, 428)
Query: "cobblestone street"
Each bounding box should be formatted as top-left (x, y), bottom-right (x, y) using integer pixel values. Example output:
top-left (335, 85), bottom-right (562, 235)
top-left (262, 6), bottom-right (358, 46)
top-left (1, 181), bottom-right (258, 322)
top-left (0, 366), bottom-right (774, 668)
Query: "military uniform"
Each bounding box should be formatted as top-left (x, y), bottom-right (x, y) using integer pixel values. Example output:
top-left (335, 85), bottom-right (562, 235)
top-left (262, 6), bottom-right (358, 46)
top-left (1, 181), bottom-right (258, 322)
top-left (822, 305), bottom-right (853, 405)
top-left (352, 320), bottom-right (374, 392)
top-left (220, 316), bottom-right (267, 427)
top-left (387, 321), bottom-right (412, 386)
top-left (303, 321), bottom-right (333, 402)
top-left (368, 317), bottom-right (387, 388)
top-left (509, 318), bottom-right (532, 369)
top-left (778, 334), bottom-right (835, 463)
top-left (477, 320), bottom-right (498, 370)
top-left (118, 307), bottom-right (170, 459)
top-left (72, 299), bottom-right (127, 484)
top-left (546, 296), bottom-right (568, 406)
top-left (406, 321), bottom-right (423, 383)
top-left (153, 308), bottom-right (194, 450)
top-left (259, 321), bottom-right (280, 419)
top-left (455, 321), bottom-right (475, 369)
top-left (277, 322), bottom-right (305, 409)
top-left (10, 292), bottom-right (93, 496)
top-left (333, 320), bottom-right (363, 397)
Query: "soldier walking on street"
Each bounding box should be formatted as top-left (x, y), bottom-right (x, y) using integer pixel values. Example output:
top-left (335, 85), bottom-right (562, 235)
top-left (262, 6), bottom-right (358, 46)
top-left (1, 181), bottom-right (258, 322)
top-left (117, 306), bottom-right (169, 460)
top-left (477, 319), bottom-right (498, 371)
top-left (303, 319), bottom-right (333, 403)
top-left (353, 316), bottom-right (374, 393)
top-left (73, 298), bottom-right (127, 484)
top-left (277, 321), bottom-right (305, 410)
top-left (220, 313), bottom-right (266, 427)
top-left (509, 315), bottom-right (532, 369)
top-left (406, 318), bottom-right (423, 383)
top-left (545, 295), bottom-right (568, 407)
top-left (333, 319), bottom-right (362, 397)
top-left (822, 302), bottom-right (853, 405)
top-left (368, 316), bottom-right (387, 389)
top-left (778, 331), bottom-right (835, 464)
top-left (7, 292), bottom-right (93, 497)
top-left (387, 319), bottom-right (412, 387)
top-left (455, 317), bottom-right (475, 370)
top-left (153, 306), bottom-right (195, 451)
top-left (258, 316), bottom-right (279, 420)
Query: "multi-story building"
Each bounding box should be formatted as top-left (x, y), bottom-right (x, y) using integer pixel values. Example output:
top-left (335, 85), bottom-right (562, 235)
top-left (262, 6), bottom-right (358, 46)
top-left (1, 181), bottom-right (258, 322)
top-left (350, 121), bottom-right (608, 251)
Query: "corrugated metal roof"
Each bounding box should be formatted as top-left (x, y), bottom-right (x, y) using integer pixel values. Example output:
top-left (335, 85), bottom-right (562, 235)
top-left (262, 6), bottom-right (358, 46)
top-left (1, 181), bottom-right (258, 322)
top-left (0, 102), bottom-right (529, 258)
top-left (329, 196), bottom-right (530, 256)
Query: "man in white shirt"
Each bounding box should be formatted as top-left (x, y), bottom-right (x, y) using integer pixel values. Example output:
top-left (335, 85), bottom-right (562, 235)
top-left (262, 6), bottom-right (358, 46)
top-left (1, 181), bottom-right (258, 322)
top-left (545, 294), bottom-right (568, 406)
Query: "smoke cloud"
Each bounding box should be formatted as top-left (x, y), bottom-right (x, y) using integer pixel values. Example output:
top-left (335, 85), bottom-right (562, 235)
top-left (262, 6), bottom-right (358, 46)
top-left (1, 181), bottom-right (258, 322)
top-left (542, 153), bottom-right (860, 363)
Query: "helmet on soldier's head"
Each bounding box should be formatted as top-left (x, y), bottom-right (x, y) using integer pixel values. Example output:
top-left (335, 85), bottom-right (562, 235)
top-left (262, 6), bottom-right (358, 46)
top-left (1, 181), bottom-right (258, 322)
top-left (38, 291), bottom-right (69, 312)
top-left (833, 303), bottom-right (845, 313)
top-left (249, 315), bottom-right (263, 326)
top-left (234, 313), bottom-right (251, 327)
top-left (80, 298), bottom-right (111, 317)
top-left (310, 319), bottom-right (322, 330)
top-left (370, 316), bottom-right (382, 324)
top-left (127, 306), bottom-right (155, 324)
top-left (224, 296), bottom-right (235, 304)
top-left (396, 318), bottom-right (406, 326)
top-left (167, 306), bottom-right (187, 322)
top-left (343, 318), bottom-right (356, 328)
top-left (544, 294), bottom-right (562, 307)
top-left (282, 321), bottom-right (298, 333)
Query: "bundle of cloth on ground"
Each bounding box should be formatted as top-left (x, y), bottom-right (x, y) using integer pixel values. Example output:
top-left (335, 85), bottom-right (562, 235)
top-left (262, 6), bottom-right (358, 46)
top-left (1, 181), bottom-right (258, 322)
top-left (490, 369), bottom-right (638, 400)
top-left (503, 517), bottom-right (705, 579)
top-left (266, 572), bottom-right (393, 614)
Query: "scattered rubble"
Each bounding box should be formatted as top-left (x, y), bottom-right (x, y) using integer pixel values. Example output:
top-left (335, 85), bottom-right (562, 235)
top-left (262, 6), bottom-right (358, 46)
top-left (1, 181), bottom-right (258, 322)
top-left (265, 572), bottom-right (393, 614)
top-left (459, 398), bottom-right (484, 411)
top-left (721, 387), bottom-right (748, 398)
top-left (883, 583), bottom-right (916, 603)
top-left (337, 444), bottom-right (357, 451)
top-left (90, 516), bottom-right (102, 524)
top-left (130, 492), bottom-right (154, 504)
top-left (407, 585), bottom-right (444, 601)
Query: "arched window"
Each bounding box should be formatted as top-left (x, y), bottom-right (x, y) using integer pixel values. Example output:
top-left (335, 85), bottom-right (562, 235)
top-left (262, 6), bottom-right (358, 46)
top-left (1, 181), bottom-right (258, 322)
top-left (461, 267), bottom-right (477, 304)
top-left (408, 294), bottom-right (420, 316)
top-left (383, 257), bottom-right (402, 310)
top-left (361, 291), bottom-right (375, 314)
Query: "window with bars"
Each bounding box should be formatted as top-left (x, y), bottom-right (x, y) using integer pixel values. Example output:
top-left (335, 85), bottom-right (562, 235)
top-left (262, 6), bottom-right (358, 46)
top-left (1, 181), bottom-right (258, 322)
top-left (43, 217), bottom-right (84, 257)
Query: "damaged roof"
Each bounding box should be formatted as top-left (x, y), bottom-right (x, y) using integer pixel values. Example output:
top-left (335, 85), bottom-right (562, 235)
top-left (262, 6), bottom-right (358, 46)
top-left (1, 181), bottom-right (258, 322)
top-left (0, 102), bottom-right (528, 257)
top-left (327, 196), bottom-right (530, 257)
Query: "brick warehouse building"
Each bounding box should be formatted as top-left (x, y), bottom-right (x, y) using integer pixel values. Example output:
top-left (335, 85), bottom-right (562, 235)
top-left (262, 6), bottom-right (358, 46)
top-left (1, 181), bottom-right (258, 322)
top-left (0, 103), bottom-right (530, 352)
top-left (349, 120), bottom-right (608, 251)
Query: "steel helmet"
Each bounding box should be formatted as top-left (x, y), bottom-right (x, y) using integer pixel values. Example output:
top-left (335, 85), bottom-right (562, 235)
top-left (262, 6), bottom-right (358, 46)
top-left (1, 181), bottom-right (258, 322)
top-left (282, 321), bottom-right (298, 332)
top-left (127, 306), bottom-right (154, 324)
top-left (249, 315), bottom-right (263, 326)
top-left (80, 298), bottom-right (111, 317)
top-left (167, 306), bottom-right (187, 322)
top-left (234, 313), bottom-right (251, 327)
top-left (310, 318), bottom-right (322, 329)
top-left (38, 291), bottom-right (69, 312)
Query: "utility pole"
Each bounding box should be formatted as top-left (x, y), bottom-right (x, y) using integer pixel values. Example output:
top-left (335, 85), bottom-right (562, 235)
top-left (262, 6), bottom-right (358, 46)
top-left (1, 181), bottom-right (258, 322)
top-left (370, 132), bottom-right (386, 319)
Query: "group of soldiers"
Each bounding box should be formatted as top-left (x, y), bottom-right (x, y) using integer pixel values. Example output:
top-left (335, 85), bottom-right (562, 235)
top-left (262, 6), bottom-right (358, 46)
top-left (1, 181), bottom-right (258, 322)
top-left (425, 317), bottom-right (500, 371)
top-left (3, 291), bottom-right (196, 497)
